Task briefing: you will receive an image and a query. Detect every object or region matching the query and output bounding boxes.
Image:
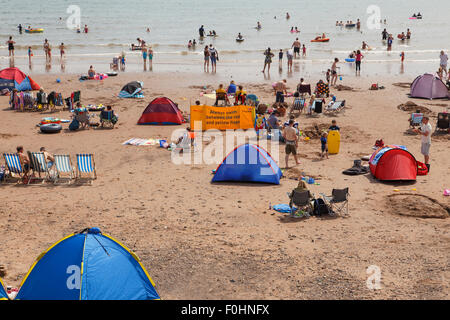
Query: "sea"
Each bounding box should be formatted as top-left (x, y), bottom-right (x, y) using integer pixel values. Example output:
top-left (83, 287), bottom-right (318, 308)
top-left (0, 0), bottom-right (448, 81)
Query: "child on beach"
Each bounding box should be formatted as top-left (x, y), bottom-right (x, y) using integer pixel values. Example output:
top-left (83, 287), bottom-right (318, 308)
top-left (302, 44), bottom-right (306, 57)
top-left (27, 47), bottom-right (33, 64)
top-left (59, 43), bottom-right (65, 60)
top-left (400, 51), bottom-right (405, 63)
top-left (279, 49), bottom-right (283, 65)
top-left (320, 132), bottom-right (329, 159)
top-left (326, 69), bottom-right (331, 84)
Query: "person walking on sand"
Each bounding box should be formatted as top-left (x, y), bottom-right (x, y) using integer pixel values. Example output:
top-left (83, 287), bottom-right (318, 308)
top-left (331, 58), bottom-right (339, 86)
top-left (439, 50), bottom-right (448, 77)
top-left (262, 47), bottom-right (274, 73)
top-left (6, 36), bottom-right (15, 57)
top-left (413, 116), bottom-right (432, 172)
top-left (282, 119), bottom-right (300, 169)
top-left (203, 45), bottom-right (210, 72)
top-left (355, 50), bottom-right (363, 75)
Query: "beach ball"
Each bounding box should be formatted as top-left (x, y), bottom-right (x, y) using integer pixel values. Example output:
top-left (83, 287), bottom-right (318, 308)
top-left (56, 78), bottom-right (61, 83)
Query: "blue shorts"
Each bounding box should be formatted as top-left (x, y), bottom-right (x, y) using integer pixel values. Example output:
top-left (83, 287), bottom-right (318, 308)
top-left (210, 56), bottom-right (216, 64)
top-left (143, 52), bottom-right (147, 59)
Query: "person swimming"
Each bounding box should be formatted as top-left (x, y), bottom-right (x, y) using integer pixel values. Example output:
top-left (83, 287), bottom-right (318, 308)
top-left (237, 33), bottom-right (243, 39)
top-left (256, 21), bottom-right (261, 29)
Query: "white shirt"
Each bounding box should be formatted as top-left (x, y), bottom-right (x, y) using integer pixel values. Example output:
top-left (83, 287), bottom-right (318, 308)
top-left (420, 122), bottom-right (432, 144)
top-left (440, 53), bottom-right (448, 65)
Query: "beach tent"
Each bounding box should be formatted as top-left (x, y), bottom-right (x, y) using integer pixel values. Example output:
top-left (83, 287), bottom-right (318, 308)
top-left (369, 145), bottom-right (417, 181)
top-left (137, 97), bottom-right (183, 125)
top-left (0, 278), bottom-right (8, 300)
top-left (119, 81), bottom-right (144, 98)
top-left (15, 227), bottom-right (160, 300)
top-left (212, 144), bottom-right (282, 184)
top-left (410, 73), bottom-right (448, 99)
top-left (0, 67), bottom-right (40, 91)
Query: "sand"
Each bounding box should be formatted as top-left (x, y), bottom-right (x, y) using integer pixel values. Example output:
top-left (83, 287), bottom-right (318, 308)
top-left (0, 70), bottom-right (449, 299)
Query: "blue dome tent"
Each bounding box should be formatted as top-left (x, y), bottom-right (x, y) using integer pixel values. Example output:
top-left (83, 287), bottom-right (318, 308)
top-left (0, 278), bottom-right (8, 300)
top-left (212, 144), bottom-right (282, 184)
top-left (15, 227), bottom-right (160, 300)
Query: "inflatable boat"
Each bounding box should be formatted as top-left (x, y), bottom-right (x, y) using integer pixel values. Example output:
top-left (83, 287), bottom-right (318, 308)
top-left (236, 38), bottom-right (244, 42)
top-left (311, 38), bottom-right (330, 42)
top-left (25, 28), bottom-right (44, 33)
top-left (345, 24), bottom-right (356, 28)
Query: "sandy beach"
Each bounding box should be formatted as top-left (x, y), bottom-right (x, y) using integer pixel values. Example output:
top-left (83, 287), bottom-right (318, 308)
top-left (0, 69), bottom-right (449, 299)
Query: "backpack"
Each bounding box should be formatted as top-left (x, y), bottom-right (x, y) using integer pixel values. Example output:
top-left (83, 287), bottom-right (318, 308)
top-left (69, 118), bottom-right (80, 131)
top-left (313, 198), bottom-right (330, 216)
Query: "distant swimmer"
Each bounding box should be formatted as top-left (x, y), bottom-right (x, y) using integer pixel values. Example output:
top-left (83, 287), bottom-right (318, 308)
top-left (188, 40), bottom-right (192, 48)
top-left (406, 28), bottom-right (411, 39)
top-left (84, 24), bottom-right (88, 33)
top-left (237, 33), bottom-right (243, 40)
top-left (146, 27), bottom-right (150, 32)
top-left (256, 21), bottom-right (261, 29)
top-left (295, 27), bottom-right (299, 33)
top-left (356, 18), bottom-right (361, 30)
top-left (286, 12), bottom-right (290, 19)
top-left (382, 28), bottom-right (388, 40)
top-left (362, 41), bottom-right (368, 50)
top-left (18, 24), bottom-right (22, 34)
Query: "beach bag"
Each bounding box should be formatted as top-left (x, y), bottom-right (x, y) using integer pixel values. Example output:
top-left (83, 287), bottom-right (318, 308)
top-left (69, 119), bottom-right (80, 131)
top-left (313, 198), bottom-right (330, 216)
top-left (416, 161), bottom-right (428, 176)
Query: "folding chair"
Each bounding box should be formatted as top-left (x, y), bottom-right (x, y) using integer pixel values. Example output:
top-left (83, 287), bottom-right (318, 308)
top-left (214, 92), bottom-right (230, 106)
top-left (27, 152), bottom-right (50, 184)
top-left (290, 98), bottom-right (305, 116)
top-left (76, 154), bottom-right (97, 183)
top-left (2, 153), bottom-right (24, 183)
top-left (325, 100), bottom-right (346, 113)
top-left (54, 154), bottom-right (75, 184)
top-left (99, 110), bottom-right (116, 128)
top-left (409, 112), bottom-right (423, 128)
top-left (320, 188), bottom-right (349, 216)
top-left (287, 190), bottom-right (314, 218)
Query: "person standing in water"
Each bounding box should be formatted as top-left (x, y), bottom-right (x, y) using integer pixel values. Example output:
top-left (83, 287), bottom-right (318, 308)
top-left (18, 24), bottom-right (22, 34)
top-left (199, 25), bottom-right (205, 38)
top-left (84, 25), bottom-right (88, 33)
top-left (43, 39), bottom-right (50, 61)
top-left (203, 45), bottom-right (210, 72)
top-left (292, 38), bottom-right (301, 59)
top-left (209, 44), bottom-right (218, 73)
top-left (6, 36), bottom-right (15, 57)
top-left (331, 58), bottom-right (339, 86)
top-left (28, 46), bottom-right (33, 65)
top-left (262, 47), bottom-right (274, 73)
top-left (286, 12), bottom-right (290, 19)
top-left (356, 19), bottom-right (361, 30)
top-left (355, 50), bottom-right (363, 75)
top-left (302, 44), bottom-right (306, 57)
top-left (387, 34), bottom-right (393, 51)
top-left (142, 43), bottom-right (148, 71)
top-left (148, 46), bottom-right (153, 71)
top-left (279, 49), bottom-right (283, 67)
top-left (59, 42), bottom-right (66, 61)
top-left (382, 28), bottom-right (388, 41)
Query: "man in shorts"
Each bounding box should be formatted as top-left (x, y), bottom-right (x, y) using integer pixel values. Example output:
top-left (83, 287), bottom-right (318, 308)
top-left (209, 45), bottom-right (218, 73)
top-left (439, 50), bottom-right (448, 78)
top-left (414, 116), bottom-right (432, 171)
top-left (282, 120), bottom-right (300, 168)
top-left (292, 38), bottom-right (301, 58)
top-left (275, 79), bottom-right (287, 103)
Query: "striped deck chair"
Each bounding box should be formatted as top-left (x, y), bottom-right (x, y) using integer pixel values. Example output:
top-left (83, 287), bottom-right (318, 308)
top-left (27, 152), bottom-right (50, 184)
top-left (54, 154), bottom-right (75, 184)
top-left (3, 153), bottom-right (24, 183)
top-left (76, 154), bottom-right (97, 183)
top-left (325, 100), bottom-right (346, 113)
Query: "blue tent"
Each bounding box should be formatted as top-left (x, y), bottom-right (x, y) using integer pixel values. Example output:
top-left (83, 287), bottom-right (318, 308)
top-left (0, 278), bottom-right (8, 300)
top-left (15, 228), bottom-right (160, 300)
top-left (212, 144), bottom-right (282, 184)
top-left (118, 81), bottom-right (144, 98)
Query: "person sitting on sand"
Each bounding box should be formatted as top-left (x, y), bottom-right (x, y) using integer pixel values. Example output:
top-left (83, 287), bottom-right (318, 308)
top-left (88, 65), bottom-right (95, 78)
top-left (267, 111), bottom-right (280, 131)
top-left (235, 85), bottom-right (247, 105)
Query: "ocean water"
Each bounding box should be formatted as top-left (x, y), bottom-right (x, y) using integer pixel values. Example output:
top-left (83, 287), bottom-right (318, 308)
top-left (0, 0), bottom-right (448, 79)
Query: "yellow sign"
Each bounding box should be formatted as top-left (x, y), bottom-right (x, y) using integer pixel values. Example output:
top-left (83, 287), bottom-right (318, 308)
top-left (190, 105), bottom-right (255, 131)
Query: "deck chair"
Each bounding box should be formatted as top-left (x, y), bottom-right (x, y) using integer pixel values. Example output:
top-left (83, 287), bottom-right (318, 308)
top-left (54, 154), bottom-right (75, 184)
top-left (2, 153), bottom-right (24, 183)
top-left (27, 152), bottom-right (50, 184)
top-left (320, 188), bottom-right (349, 217)
top-left (287, 190), bottom-right (314, 218)
top-left (290, 98), bottom-right (305, 115)
top-left (409, 112), bottom-right (423, 128)
top-left (436, 113), bottom-right (449, 132)
top-left (325, 100), bottom-right (346, 113)
top-left (99, 110), bottom-right (116, 128)
top-left (76, 154), bottom-right (97, 183)
top-left (110, 57), bottom-right (119, 71)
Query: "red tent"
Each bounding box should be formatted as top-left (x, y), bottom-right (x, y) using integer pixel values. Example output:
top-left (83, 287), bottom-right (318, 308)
top-left (137, 97), bottom-right (184, 125)
top-left (0, 67), bottom-right (40, 91)
top-left (369, 146), bottom-right (417, 181)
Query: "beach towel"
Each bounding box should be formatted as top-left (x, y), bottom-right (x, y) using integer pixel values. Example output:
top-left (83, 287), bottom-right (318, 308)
top-left (122, 138), bottom-right (157, 146)
top-left (273, 204), bottom-right (297, 213)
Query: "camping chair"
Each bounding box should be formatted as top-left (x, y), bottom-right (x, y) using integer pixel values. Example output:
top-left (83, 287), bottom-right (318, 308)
top-left (436, 113), bottom-right (449, 132)
top-left (2, 153), bottom-right (24, 183)
top-left (409, 112), bottom-right (423, 128)
top-left (320, 188), bottom-right (349, 217)
top-left (27, 152), bottom-right (50, 184)
top-left (54, 154), bottom-right (75, 184)
top-left (287, 190), bottom-right (314, 218)
top-left (99, 110), bottom-right (115, 128)
top-left (245, 94), bottom-right (259, 107)
top-left (65, 91), bottom-right (81, 110)
top-left (76, 154), bottom-right (97, 183)
top-left (325, 100), bottom-right (346, 113)
top-left (214, 92), bottom-right (230, 106)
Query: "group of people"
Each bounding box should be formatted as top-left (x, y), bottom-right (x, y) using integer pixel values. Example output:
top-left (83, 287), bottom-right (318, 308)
top-left (14, 146), bottom-right (54, 183)
top-left (213, 81), bottom-right (247, 106)
top-left (203, 44), bottom-right (219, 73)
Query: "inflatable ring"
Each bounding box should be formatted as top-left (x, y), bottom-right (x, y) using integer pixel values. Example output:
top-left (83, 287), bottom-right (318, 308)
top-left (40, 123), bottom-right (62, 134)
top-left (345, 58), bottom-right (355, 62)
